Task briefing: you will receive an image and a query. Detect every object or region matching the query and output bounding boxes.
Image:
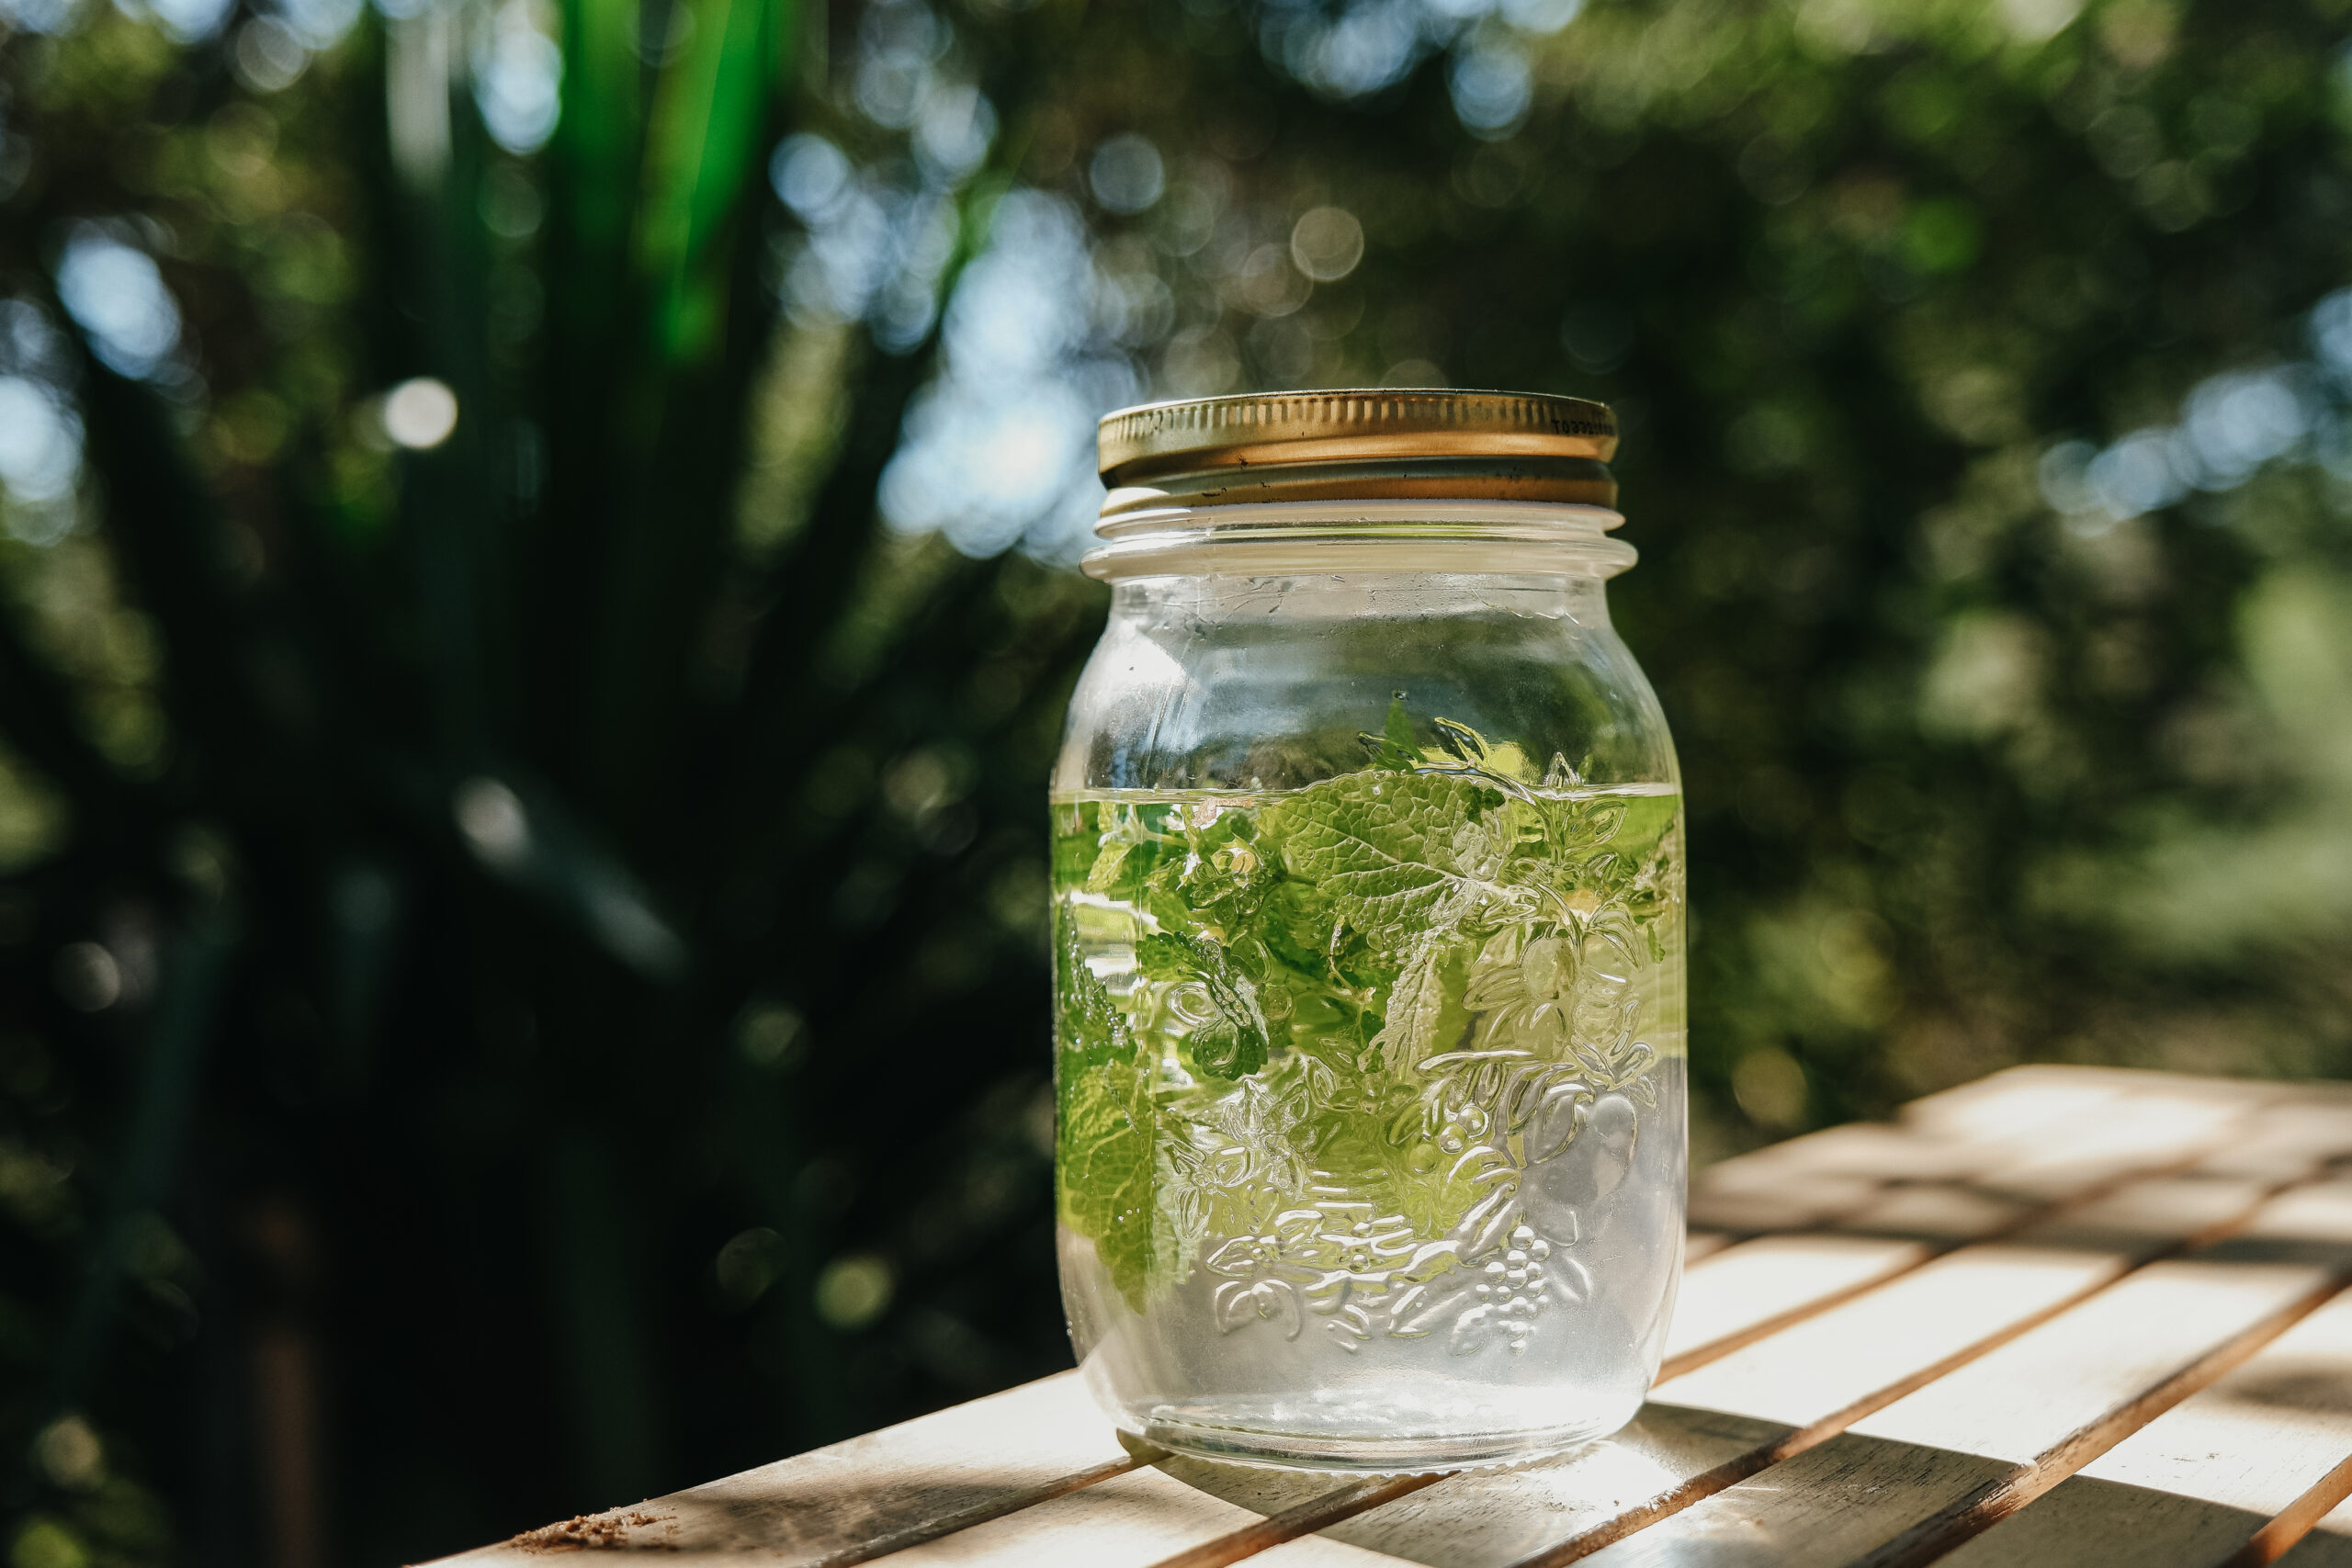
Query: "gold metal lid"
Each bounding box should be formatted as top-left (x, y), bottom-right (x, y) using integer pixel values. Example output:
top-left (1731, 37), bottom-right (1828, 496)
top-left (1097, 389), bottom-right (1618, 516)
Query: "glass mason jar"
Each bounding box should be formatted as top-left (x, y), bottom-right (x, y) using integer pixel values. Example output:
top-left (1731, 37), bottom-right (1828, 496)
top-left (1050, 390), bottom-right (1685, 1473)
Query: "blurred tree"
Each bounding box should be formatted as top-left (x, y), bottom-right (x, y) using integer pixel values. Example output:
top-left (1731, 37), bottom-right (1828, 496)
top-left (2, 0), bottom-right (2351, 1560)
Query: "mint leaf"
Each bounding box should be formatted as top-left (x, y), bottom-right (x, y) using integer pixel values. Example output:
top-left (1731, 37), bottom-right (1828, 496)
top-left (1372, 934), bottom-right (1473, 1071)
top-left (1261, 772), bottom-right (1505, 954)
top-left (1056, 905), bottom-right (1133, 1069)
top-left (1085, 839), bottom-right (1138, 894)
top-left (1363, 690), bottom-right (1421, 771)
top-left (1081, 801), bottom-right (1179, 901)
top-left (1055, 901), bottom-right (1182, 1312)
top-left (1136, 930), bottom-right (1270, 1078)
top-left (1057, 1051), bottom-right (1177, 1312)
top-left (1172, 810), bottom-right (1270, 920)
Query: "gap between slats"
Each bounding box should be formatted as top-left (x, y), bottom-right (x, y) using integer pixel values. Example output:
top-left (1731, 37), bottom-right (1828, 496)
top-left (2230, 1450), bottom-right (2352, 1566)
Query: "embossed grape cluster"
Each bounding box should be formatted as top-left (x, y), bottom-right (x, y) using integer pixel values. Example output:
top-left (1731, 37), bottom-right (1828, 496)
top-left (1473, 1224), bottom-right (1553, 1350)
top-left (1436, 1100), bottom-right (1488, 1156)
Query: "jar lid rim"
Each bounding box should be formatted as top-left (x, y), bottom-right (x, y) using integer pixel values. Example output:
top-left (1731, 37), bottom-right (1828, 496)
top-left (1094, 498), bottom-right (1627, 537)
top-left (1097, 389), bottom-right (1618, 488)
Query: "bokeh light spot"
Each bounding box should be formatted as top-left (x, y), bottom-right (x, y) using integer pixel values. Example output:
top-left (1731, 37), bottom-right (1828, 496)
top-left (31, 1416), bottom-right (103, 1491)
top-left (232, 17), bottom-right (311, 92)
top-left (739, 1003), bottom-right (808, 1070)
top-left (53, 942), bottom-right (121, 1013)
top-left (384, 378), bottom-right (459, 449)
top-left (771, 133), bottom-right (852, 220)
top-left (1449, 45), bottom-right (1532, 138)
top-left (1089, 134), bottom-right (1165, 215)
top-left (814, 1254), bottom-right (895, 1330)
top-left (713, 1228), bottom-right (786, 1310)
top-left (1290, 207), bottom-right (1365, 283)
top-left (0, 378), bottom-right (84, 505)
top-left (56, 231), bottom-right (182, 381)
top-left (475, 0), bottom-right (563, 155)
top-left (452, 777), bottom-right (528, 865)
top-left (1732, 1047), bottom-right (1807, 1129)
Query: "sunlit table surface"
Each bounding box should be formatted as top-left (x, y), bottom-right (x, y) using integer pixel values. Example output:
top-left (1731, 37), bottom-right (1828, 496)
top-left (430, 1066), bottom-right (2352, 1568)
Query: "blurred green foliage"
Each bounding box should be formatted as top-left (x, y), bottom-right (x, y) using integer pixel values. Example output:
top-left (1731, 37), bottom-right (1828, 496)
top-left (1, 0), bottom-right (2351, 1558)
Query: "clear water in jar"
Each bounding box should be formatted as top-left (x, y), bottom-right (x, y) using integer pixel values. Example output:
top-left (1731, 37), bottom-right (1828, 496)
top-left (1050, 715), bottom-right (1686, 1472)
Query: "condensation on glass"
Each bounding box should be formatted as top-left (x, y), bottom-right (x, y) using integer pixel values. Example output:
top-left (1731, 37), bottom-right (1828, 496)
top-left (1050, 389), bottom-right (1687, 1472)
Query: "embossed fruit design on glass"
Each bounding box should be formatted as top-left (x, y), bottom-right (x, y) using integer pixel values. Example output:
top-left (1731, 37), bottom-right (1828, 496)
top-left (1052, 390), bottom-right (1685, 1472)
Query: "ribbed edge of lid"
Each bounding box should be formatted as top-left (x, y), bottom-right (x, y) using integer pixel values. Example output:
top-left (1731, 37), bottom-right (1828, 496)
top-left (1098, 389), bottom-right (1617, 483)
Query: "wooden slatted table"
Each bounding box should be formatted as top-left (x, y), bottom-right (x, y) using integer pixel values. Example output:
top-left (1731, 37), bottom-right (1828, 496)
top-left (435, 1066), bottom-right (2352, 1568)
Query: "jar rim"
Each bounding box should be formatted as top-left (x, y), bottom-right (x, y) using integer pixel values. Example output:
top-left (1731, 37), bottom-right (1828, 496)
top-left (1080, 499), bottom-right (1637, 583)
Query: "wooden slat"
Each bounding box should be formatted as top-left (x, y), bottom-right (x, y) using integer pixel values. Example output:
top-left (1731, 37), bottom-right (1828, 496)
top-left (1674, 1067), bottom-right (2284, 1368)
top-left (1684, 1066), bottom-right (2244, 1236)
top-left (1666, 1089), bottom-right (2290, 1383)
top-left (1723, 1122), bottom-right (1986, 1182)
top-left (1688, 1171), bottom-right (1885, 1234)
top-left (1826, 1182), bottom-right (2029, 1242)
top-left (1967, 1095), bottom-right (2254, 1207)
top-left (1936, 1284), bottom-right (2352, 1566)
top-left (1662, 1235), bottom-right (1928, 1370)
top-left (855, 1461), bottom-right (1415, 1568)
top-left (431, 1371), bottom-right (1138, 1567)
top-left (2200, 1099), bottom-right (2352, 1183)
top-left (1571, 1180), bottom-right (2352, 1568)
top-left (1894, 1066), bottom-right (2280, 1140)
top-left (1682, 1230), bottom-right (1735, 1265)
